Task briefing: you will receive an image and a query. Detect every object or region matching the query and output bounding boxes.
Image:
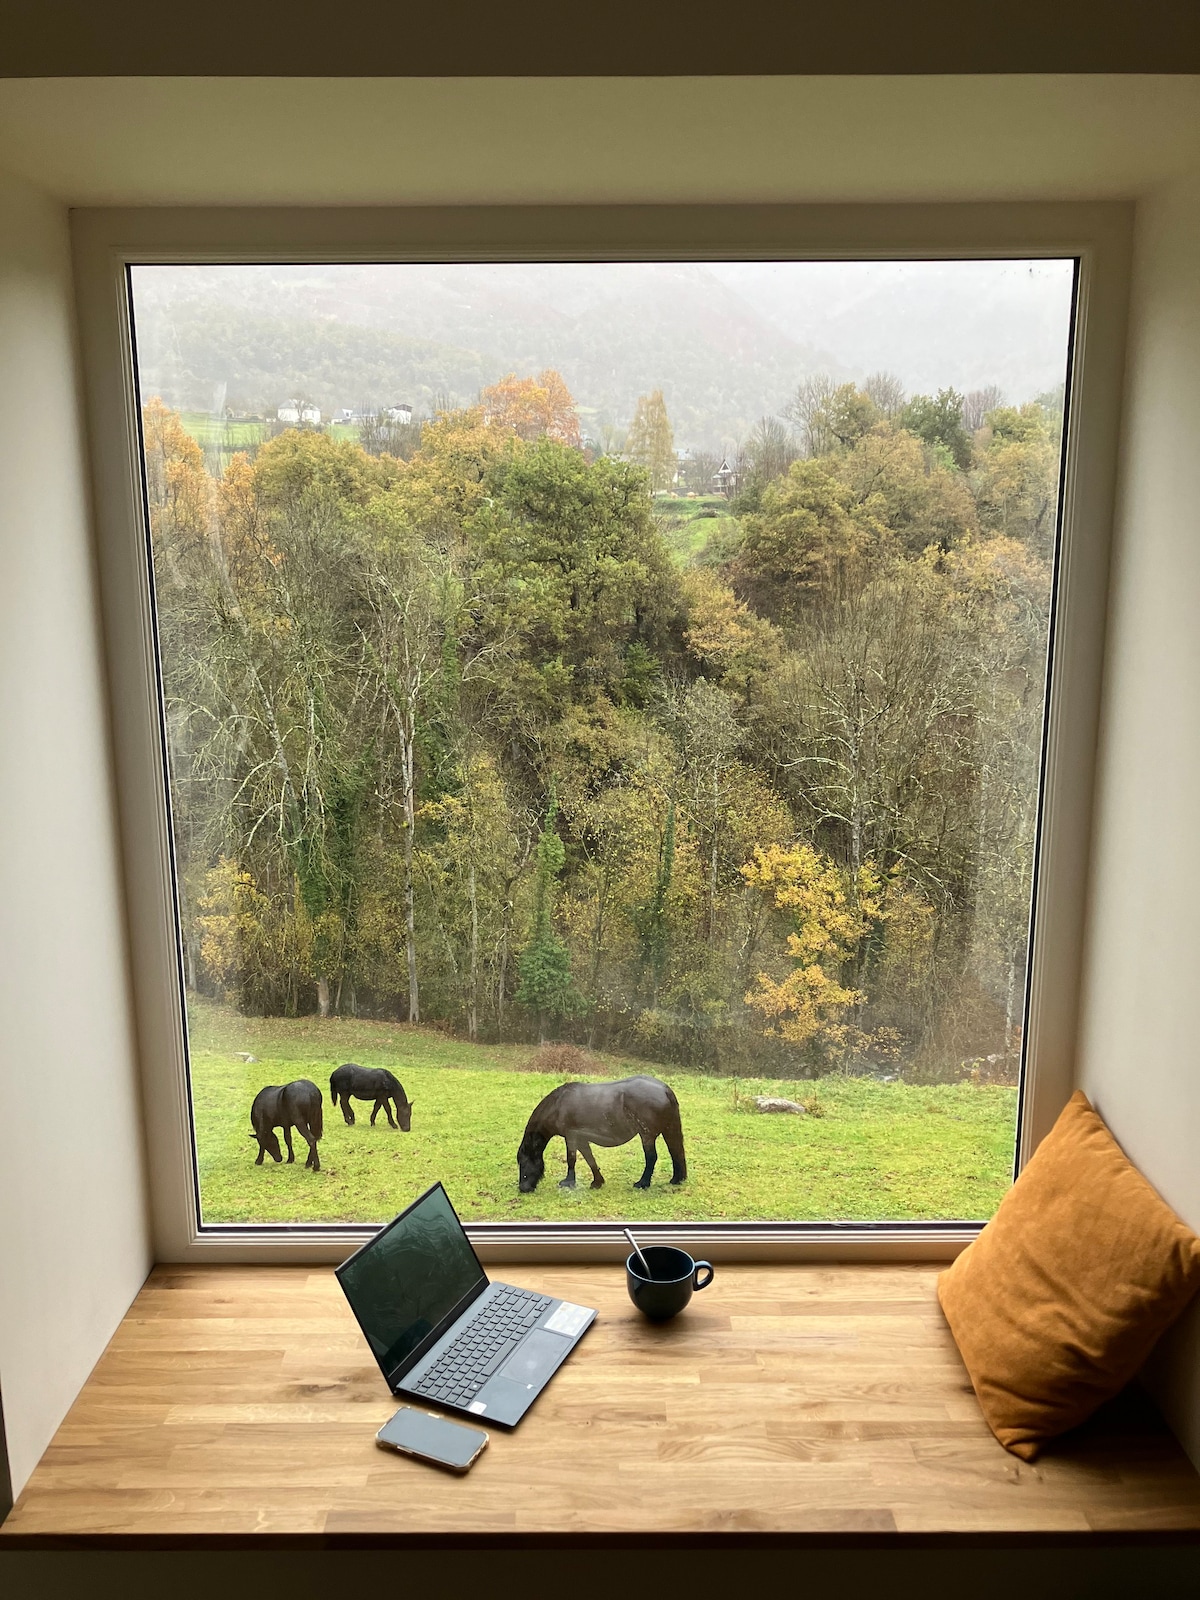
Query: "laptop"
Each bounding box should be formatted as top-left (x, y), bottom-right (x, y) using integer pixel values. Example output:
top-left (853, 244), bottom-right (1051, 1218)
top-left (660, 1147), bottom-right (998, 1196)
top-left (336, 1182), bottom-right (597, 1427)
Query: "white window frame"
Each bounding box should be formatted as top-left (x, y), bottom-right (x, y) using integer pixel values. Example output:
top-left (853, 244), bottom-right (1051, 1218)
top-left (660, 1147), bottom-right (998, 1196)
top-left (72, 202), bottom-right (1132, 1263)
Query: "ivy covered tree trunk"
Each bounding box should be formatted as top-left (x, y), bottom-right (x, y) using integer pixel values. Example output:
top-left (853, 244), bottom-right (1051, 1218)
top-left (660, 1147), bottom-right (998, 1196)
top-left (637, 798), bottom-right (675, 1005)
top-left (516, 788), bottom-right (580, 1040)
top-left (468, 862), bottom-right (479, 1041)
top-left (402, 718), bottom-right (419, 1025)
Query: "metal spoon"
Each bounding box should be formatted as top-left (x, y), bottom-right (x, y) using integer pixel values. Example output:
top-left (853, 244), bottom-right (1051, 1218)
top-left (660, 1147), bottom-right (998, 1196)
top-left (624, 1227), bottom-right (651, 1279)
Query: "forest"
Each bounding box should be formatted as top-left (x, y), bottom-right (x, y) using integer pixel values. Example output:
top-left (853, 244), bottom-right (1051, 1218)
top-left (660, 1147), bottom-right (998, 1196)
top-left (144, 367), bottom-right (1061, 1088)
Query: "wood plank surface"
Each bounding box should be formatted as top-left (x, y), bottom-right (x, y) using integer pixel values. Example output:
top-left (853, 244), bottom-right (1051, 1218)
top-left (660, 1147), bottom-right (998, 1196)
top-left (4, 1263), bottom-right (1200, 1542)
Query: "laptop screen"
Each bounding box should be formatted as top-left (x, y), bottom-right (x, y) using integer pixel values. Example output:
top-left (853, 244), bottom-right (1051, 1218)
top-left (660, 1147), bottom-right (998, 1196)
top-left (336, 1184), bottom-right (487, 1379)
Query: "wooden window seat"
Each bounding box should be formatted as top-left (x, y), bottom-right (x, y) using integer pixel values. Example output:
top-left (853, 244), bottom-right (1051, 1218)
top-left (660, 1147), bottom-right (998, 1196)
top-left (4, 1262), bottom-right (1200, 1546)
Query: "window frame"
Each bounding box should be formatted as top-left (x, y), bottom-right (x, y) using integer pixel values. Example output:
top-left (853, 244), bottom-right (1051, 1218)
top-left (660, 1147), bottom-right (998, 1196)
top-left (72, 202), bottom-right (1133, 1263)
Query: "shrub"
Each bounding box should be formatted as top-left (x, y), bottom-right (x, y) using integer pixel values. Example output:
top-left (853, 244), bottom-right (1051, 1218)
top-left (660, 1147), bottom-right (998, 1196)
top-left (527, 1042), bottom-right (606, 1077)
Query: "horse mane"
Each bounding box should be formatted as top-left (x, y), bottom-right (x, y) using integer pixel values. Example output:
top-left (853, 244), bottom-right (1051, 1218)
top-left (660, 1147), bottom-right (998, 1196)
top-left (524, 1081), bottom-right (583, 1139)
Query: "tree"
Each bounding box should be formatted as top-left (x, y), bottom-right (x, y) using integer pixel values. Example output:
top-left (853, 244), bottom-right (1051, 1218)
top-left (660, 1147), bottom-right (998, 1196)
top-left (681, 567), bottom-right (781, 700)
top-left (516, 787), bottom-right (581, 1037)
top-left (734, 415), bottom-right (798, 507)
top-left (677, 449), bottom-right (721, 494)
top-left (420, 749), bottom-right (521, 1038)
top-left (742, 843), bottom-right (881, 1058)
top-left (862, 371), bottom-right (906, 420)
top-left (811, 384), bottom-right (880, 451)
top-left (480, 369), bottom-right (581, 448)
top-left (734, 459), bottom-right (875, 623)
top-left (971, 402), bottom-right (1061, 557)
top-left (963, 385), bottom-right (1005, 433)
top-left (464, 438), bottom-right (680, 729)
top-left (765, 562), bottom-right (981, 896)
top-left (635, 797), bottom-right (675, 1003)
top-left (784, 374), bottom-right (838, 456)
top-left (358, 408), bottom-right (422, 459)
top-left (626, 390), bottom-right (676, 492)
top-left (362, 509), bottom-right (462, 1025)
top-left (672, 679), bottom-right (745, 943)
top-left (900, 389), bottom-right (972, 470)
top-left (828, 425), bottom-right (978, 555)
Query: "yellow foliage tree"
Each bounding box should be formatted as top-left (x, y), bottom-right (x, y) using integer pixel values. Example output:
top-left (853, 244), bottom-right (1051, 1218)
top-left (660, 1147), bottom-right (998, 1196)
top-left (141, 397), bottom-right (213, 567)
top-left (681, 568), bottom-right (782, 698)
top-left (480, 369), bottom-right (581, 447)
top-left (971, 402), bottom-right (1060, 556)
top-left (626, 389), bottom-right (675, 491)
top-left (741, 843), bottom-right (883, 1052)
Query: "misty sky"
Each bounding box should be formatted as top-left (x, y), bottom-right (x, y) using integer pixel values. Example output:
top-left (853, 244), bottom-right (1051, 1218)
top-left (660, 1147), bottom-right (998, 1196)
top-left (132, 257), bottom-right (1076, 449)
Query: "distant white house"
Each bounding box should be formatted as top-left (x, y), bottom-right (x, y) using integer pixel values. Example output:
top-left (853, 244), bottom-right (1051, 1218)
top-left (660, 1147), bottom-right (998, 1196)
top-left (277, 400), bottom-right (321, 425)
top-left (386, 403), bottom-right (413, 425)
top-left (333, 408), bottom-right (355, 424)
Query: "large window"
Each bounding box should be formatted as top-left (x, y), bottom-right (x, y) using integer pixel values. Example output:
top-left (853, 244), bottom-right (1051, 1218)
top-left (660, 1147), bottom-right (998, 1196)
top-left (125, 253), bottom-right (1076, 1233)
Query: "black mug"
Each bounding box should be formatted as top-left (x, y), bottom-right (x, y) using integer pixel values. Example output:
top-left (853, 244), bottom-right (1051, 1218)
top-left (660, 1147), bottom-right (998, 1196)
top-left (626, 1245), bottom-right (715, 1321)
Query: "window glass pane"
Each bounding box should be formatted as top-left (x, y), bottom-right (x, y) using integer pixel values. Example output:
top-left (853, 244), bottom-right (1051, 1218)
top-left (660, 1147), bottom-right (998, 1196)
top-left (129, 258), bottom-right (1075, 1227)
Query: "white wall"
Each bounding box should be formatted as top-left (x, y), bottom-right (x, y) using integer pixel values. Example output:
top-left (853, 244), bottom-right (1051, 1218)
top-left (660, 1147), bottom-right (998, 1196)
top-left (0, 167), bottom-right (151, 1497)
top-left (1078, 173), bottom-right (1200, 1466)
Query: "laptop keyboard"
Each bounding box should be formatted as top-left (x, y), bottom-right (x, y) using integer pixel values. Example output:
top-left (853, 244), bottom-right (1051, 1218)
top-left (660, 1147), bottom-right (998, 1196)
top-left (411, 1286), bottom-right (553, 1408)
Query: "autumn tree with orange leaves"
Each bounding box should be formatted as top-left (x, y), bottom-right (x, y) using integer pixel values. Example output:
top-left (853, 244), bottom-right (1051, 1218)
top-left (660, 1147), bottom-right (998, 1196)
top-left (480, 369), bottom-right (582, 448)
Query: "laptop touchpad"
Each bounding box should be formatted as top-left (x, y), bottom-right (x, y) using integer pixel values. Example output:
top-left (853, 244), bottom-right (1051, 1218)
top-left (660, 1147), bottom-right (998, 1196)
top-left (500, 1328), bottom-right (570, 1386)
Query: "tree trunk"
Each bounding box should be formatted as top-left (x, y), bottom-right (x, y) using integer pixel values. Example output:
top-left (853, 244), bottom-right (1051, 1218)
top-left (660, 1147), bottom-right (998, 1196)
top-left (467, 862), bottom-right (479, 1042)
top-left (316, 976), bottom-right (330, 1018)
top-left (708, 767), bottom-right (720, 944)
top-left (402, 722), bottom-right (419, 1024)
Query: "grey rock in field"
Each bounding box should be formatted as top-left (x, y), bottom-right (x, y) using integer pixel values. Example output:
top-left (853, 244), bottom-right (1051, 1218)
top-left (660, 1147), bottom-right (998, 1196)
top-left (235, 1052), bottom-right (258, 1063)
top-left (752, 1096), bottom-right (807, 1114)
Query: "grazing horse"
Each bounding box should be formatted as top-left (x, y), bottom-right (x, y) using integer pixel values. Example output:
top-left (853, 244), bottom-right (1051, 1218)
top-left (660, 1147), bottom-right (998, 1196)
top-left (517, 1076), bottom-right (687, 1192)
top-left (250, 1080), bottom-right (323, 1171)
top-left (329, 1063), bottom-right (413, 1131)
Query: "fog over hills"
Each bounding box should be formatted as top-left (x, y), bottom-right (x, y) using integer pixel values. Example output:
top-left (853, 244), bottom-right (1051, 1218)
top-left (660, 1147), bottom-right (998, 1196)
top-left (132, 259), bottom-right (1075, 452)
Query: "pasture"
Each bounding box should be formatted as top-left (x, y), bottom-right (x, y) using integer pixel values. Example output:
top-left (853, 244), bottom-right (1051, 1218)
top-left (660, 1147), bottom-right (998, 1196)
top-left (653, 496), bottom-right (738, 565)
top-left (188, 997), bottom-right (1017, 1225)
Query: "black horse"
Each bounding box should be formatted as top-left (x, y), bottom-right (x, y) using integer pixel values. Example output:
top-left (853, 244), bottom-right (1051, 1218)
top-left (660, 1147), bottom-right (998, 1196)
top-left (250, 1080), bottom-right (323, 1171)
top-left (517, 1076), bottom-right (687, 1192)
top-left (329, 1063), bottom-right (412, 1131)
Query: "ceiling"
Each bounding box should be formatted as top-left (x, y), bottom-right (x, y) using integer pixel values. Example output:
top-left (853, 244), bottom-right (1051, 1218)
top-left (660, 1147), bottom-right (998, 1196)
top-left (0, 77), bottom-right (1197, 209)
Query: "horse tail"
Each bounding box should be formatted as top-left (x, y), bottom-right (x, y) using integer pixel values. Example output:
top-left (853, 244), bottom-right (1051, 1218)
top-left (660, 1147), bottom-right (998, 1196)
top-left (328, 1073), bottom-right (339, 1110)
top-left (310, 1094), bottom-right (324, 1140)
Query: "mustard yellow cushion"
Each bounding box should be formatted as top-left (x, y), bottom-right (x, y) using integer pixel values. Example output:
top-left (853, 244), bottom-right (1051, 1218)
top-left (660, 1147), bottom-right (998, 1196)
top-left (938, 1089), bottom-right (1200, 1459)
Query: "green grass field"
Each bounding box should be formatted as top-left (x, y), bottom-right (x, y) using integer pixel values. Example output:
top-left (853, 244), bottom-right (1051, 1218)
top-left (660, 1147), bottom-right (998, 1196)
top-left (653, 498), bottom-right (738, 566)
top-left (188, 998), bottom-right (1016, 1226)
top-left (180, 413), bottom-right (364, 452)
top-left (179, 412), bottom-right (270, 449)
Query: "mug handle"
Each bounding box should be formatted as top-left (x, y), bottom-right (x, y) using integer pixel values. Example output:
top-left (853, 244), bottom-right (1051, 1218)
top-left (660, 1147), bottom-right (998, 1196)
top-left (693, 1261), bottom-right (714, 1291)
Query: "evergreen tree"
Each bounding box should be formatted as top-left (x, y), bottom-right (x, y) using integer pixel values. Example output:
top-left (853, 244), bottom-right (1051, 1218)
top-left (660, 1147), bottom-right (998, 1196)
top-left (900, 389), bottom-right (972, 469)
top-left (516, 787), bottom-right (581, 1037)
top-left (626, 389), bottom-right (676, 491)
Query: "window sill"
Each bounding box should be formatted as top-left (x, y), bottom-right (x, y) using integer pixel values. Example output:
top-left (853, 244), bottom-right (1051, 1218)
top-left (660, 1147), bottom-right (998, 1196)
top-left (4, 1260), bottom-right (1198, 1545)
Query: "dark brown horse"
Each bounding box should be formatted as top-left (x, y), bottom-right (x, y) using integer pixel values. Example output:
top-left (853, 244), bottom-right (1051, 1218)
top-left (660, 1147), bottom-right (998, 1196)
top-left (517, 1076), bottom-right (687, 1192)
top-left (250, 1080), bottom-right (323, 1171)
top-left (329, 1063), bottom-right (412, 1130)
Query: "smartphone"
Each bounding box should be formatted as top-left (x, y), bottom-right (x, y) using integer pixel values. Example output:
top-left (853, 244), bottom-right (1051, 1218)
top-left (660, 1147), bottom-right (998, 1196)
top-left (375, 1406), bottom-right (489, 1472)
